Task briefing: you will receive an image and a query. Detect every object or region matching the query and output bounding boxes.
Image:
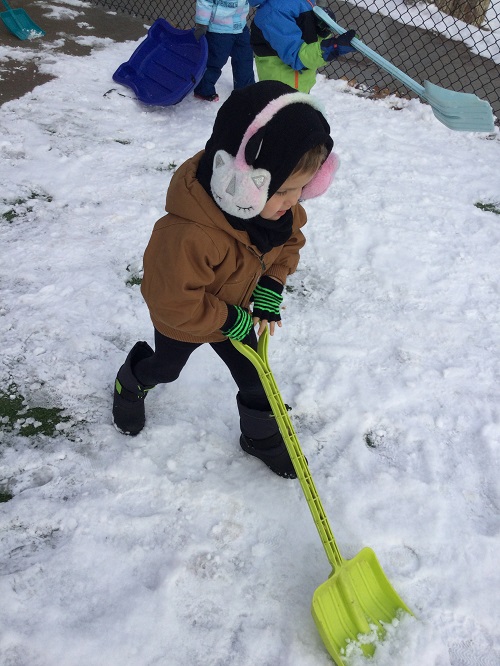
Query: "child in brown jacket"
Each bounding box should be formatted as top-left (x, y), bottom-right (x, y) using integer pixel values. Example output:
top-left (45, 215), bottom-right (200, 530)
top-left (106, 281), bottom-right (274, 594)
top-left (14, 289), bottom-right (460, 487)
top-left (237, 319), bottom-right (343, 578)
top-left (113, 80), bottom-right (337, 478)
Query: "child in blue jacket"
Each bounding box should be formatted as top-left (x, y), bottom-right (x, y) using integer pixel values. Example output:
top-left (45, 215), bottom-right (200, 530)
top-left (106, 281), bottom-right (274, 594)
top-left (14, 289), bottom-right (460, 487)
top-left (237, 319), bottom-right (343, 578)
top-left (193, 0), bottom-right (255, 101)
top-left (249, 0), bottom-right (356, 93)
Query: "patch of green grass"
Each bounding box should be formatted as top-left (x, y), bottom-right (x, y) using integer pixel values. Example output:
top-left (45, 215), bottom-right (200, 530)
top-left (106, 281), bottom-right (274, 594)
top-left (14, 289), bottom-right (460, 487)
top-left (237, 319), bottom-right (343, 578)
top-left (0, 490), bottom-right (13, 503)
top-left (2, 205), bottom-right (21, 223)
top-left (2, 192), bottom-right (53, 223)
top-left (475, 201), bottom-right (500, 215)
top-left (285, 281), bottom-right (313, 297)
top-left (125, 262), bottom-right (143, 287)
top-left (155, 161), bottom-right (177, 172)
top-left (126, 275), bottom-right (142, 287)
top-left (0, 382), bottom-right (71, 437)
top-left (364, 432), bottom-right (375, 448)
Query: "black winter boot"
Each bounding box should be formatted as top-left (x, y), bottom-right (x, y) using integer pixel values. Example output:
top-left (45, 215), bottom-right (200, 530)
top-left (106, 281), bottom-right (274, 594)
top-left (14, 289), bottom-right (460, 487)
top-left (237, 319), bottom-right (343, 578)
top-left (237, 394), bottom-right (296, 479)
top-left (113, 341), bottom-right (155, 435)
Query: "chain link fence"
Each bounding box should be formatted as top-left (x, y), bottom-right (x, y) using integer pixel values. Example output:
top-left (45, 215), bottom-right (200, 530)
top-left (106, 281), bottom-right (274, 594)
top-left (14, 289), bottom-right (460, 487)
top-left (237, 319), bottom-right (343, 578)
top-left (92, 0), bottom-right (500, 122)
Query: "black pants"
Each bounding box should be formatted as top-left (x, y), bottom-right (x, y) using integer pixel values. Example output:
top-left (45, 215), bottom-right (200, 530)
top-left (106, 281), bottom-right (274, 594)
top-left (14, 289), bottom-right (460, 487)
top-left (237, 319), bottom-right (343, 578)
top-left (134, 328), bottom-right (271, 412)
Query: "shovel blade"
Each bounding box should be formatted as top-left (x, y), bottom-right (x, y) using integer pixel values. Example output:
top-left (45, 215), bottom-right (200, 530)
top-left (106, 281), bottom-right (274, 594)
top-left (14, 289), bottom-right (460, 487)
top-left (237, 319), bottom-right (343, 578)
top-left (424, 81), bottom-right (495, 132)
top-left (312, 547), bottom-right (412, 666)
top-left (1, 8), bottom-right (44, 40)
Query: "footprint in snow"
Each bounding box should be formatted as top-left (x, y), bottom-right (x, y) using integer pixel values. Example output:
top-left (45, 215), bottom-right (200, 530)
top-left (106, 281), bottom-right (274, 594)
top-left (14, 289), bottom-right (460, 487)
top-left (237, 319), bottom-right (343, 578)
top-left (4, 465), bottom-right (55, 495)
top-left (384, 544), bottom-right (421, 577)
top-left (439, 611), bottom-right (500, 666)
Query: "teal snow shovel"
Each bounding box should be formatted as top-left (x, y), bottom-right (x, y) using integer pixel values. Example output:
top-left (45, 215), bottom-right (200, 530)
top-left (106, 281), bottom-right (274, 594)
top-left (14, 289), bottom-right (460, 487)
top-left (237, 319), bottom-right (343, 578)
top-left (1, 0), bottom-right (45, 40)
top-left (233, 329), bottom-right (413, 665)
top-left (314, 6), bottom-right (494, 133)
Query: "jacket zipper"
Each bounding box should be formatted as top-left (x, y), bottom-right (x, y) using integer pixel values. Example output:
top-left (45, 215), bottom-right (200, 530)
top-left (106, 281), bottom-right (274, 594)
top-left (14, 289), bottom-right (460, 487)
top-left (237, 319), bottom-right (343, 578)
top-left (241, 245), bottom-right (266, 304)
top-left (245, 245), bottom-right (266, 274)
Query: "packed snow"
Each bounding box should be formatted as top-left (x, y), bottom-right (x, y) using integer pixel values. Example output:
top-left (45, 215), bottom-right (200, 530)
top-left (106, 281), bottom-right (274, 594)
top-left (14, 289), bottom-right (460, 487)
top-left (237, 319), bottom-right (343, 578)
top-left (1, 32), bottom-right (500, 666)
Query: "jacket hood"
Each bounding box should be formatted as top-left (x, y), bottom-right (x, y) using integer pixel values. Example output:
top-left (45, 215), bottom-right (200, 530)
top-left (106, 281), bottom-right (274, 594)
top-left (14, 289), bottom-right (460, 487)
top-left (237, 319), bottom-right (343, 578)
top-left (197, 81), bottom-right (333, 217)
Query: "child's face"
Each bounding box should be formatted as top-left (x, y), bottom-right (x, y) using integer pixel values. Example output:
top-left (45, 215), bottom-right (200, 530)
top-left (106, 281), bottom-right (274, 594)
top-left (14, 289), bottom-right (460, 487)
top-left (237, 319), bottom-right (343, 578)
top-left (260, 169), bottom-right (317, 221)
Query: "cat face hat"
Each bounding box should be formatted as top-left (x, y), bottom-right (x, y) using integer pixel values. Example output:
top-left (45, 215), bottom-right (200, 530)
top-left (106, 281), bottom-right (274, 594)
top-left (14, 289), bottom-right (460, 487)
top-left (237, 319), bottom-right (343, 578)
top-left (200, 81), bottom-right (338, 220)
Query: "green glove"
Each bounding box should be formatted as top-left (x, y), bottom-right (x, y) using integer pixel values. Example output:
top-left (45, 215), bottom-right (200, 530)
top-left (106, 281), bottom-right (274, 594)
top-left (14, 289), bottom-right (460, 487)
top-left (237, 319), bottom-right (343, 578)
top-left (251, 276), bottom-right (284, 322)
top-left (221, 305), bottom-right (253, 341)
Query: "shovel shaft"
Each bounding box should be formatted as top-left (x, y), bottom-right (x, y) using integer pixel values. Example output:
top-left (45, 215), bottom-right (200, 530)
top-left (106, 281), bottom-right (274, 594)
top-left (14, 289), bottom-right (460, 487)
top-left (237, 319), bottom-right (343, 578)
top-left (313, 7), bottom-right (426, 99)
top-left (233, 330), bottom-right (343, 570)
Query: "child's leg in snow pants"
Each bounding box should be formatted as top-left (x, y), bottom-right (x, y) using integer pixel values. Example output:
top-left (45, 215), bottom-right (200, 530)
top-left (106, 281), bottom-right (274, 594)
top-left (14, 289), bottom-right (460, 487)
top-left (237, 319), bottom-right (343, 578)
top-left (230, 26), bottom-right (255, 90)
top-left (133, 328), bottom-right (270, 412)
top-left (194, 32), bottom-right (234, 98)
top-left (130, 328), bottom-right (296, 478)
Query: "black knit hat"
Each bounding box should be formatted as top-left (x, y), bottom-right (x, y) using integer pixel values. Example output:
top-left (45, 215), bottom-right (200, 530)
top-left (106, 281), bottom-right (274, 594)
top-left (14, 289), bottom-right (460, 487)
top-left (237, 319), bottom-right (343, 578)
top-left (197, 81), bottom-right (335, 220)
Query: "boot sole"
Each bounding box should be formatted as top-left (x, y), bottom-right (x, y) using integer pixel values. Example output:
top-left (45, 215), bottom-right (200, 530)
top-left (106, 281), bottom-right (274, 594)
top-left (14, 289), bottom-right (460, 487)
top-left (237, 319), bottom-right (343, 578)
top-left (112, 420), bottom-right (144, 436)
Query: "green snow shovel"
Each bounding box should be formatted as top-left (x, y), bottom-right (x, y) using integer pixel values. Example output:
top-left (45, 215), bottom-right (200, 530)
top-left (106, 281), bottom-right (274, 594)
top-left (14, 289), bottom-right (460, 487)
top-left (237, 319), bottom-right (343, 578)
top-left (233, 328), bottom-right (413, 665)
top-left (313, 6), bottom-right (495, 133)
top-left (1, 0), bottom-right (45, 40)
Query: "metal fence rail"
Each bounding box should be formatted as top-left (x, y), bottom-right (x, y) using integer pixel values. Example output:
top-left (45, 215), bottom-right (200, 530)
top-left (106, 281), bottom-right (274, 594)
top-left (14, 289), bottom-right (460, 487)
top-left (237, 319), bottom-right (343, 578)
top-left (92, 0), bottom-right (500, 121)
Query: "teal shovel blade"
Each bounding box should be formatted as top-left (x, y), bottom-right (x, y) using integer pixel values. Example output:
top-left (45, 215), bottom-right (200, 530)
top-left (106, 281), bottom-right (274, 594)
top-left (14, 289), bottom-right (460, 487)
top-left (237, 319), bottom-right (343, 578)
top-left (1, 4), bottom-right (45, 40)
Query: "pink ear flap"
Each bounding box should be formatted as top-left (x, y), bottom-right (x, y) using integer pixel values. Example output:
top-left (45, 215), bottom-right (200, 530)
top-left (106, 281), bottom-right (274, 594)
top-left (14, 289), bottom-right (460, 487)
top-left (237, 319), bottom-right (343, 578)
top-left (300, 152), bottom-right (339, 201)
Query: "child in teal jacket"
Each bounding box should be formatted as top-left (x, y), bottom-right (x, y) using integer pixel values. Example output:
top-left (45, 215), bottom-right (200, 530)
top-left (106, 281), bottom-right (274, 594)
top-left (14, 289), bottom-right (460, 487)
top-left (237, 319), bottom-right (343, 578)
top-left (193, 0), bottom-right (255, 101)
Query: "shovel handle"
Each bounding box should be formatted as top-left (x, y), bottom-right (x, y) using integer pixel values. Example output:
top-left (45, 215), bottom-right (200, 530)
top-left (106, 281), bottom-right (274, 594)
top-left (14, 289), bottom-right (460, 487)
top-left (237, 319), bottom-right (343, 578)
top-left (233, 329), bottom-right (343, 570)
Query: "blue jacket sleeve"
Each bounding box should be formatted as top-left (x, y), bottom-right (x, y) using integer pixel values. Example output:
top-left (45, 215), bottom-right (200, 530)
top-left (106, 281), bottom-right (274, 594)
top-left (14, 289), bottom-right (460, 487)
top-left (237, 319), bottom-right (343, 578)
top-left (253, 5), bottom-right (308, 71)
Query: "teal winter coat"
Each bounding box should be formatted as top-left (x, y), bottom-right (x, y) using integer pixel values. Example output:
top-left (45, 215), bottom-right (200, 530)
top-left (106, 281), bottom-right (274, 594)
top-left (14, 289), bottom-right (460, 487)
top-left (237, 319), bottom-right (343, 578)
top-left (196, 0), bottom-right (251, 34)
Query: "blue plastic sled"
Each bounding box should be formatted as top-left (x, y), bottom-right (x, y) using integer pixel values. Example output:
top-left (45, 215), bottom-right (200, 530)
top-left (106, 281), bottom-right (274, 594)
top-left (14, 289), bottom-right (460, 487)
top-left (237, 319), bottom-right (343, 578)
top-left (112, 19), bottom-right (208, 106)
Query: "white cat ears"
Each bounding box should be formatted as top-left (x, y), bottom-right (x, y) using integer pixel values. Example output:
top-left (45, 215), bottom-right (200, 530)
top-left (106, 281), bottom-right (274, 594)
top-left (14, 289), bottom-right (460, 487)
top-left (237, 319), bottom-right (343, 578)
top-left (210, 92), bottom-right (338, 219)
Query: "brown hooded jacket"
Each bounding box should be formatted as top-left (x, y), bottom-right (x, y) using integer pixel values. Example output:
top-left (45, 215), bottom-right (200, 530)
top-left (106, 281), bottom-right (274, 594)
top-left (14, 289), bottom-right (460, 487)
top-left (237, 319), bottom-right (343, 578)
top-left (140, 152), bottom-right (307, 343)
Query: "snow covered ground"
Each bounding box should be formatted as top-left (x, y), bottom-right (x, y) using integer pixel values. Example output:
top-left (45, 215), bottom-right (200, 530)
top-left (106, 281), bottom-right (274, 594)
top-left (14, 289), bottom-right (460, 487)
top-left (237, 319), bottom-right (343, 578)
top-left (1, 35), bottom-right (500, 666)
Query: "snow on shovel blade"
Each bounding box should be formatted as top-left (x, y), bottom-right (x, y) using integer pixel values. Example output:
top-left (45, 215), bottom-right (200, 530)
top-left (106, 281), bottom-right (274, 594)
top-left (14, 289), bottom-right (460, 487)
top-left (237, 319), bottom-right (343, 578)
top-left (313, 7), bottom-right (495, 133)
top-left (312, 547), bottom-right (413, 665)
top-left (0, 2), bottom-right (45, 40)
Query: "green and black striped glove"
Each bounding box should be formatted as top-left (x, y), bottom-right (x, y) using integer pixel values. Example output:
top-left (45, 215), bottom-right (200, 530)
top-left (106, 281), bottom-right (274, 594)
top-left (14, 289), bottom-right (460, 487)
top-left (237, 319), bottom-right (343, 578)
top-left (251, 276), bottom-right (284, 322)
top-left (221, 305), bottom-right (254, 341)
